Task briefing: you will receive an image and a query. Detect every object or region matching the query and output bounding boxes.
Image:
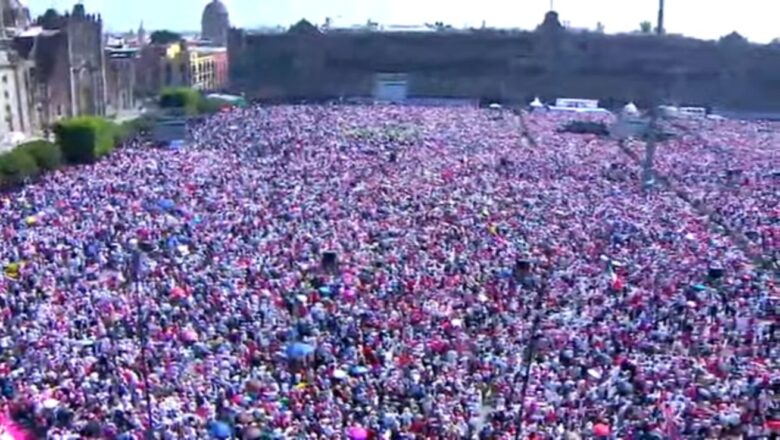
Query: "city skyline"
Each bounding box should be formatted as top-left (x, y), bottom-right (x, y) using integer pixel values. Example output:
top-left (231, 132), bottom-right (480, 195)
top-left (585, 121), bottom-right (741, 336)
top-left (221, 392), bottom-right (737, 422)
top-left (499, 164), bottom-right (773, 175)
top-left (25, 0), bottom-right (779, 43)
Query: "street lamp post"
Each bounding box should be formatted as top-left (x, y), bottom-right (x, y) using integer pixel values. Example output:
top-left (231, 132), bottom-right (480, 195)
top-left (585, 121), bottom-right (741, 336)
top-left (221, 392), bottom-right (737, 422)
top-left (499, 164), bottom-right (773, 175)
top-left (514, 279), bottom-right (547, 439)
top-left (657, 0), bottom-right (665, 35)
top-left (129, 249), bottom-right (155, 439)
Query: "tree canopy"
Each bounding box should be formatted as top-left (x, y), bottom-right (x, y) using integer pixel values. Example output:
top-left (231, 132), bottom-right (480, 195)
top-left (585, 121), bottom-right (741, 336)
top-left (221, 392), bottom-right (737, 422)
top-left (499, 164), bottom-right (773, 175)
top-left (150, 30), bottom-right (183, 45)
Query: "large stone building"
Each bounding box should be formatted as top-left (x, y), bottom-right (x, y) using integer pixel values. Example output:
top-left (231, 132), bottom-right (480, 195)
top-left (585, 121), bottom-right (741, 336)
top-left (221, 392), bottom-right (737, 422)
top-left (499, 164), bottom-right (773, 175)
top-left (201, 0), bottom-right (229, 46)
top-left (0, 0), bottom-right (38, 145)
top-left (0, 43), bottom-right (36, 143)
top-left (105, 45), bottom-right (138, 116)
top-left (13, 4), bottom-right (106, 128)
top-left (137, 41), bottom-right (228, 96)
top-left (229, 11), bottom-right (780, 110)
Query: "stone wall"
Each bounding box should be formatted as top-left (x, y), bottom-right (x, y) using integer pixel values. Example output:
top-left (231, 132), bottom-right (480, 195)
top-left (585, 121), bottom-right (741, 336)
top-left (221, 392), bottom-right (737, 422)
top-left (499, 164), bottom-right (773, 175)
top-left (228, 17), bottom-right (780, 110)
top-left (106, 56), bottom-right (136, 115)
top-left (65, 5), bottom-right (106, 116)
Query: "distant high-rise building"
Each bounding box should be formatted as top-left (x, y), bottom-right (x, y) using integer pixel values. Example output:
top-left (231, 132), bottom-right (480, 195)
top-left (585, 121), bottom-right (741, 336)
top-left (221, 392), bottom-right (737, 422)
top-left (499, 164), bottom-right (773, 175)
top-left (138, 20), bottom-right (147, 45)
top-left (201, 0), bottom-right (229, 46)
top-left (0, 0), bottom-right (30, 36)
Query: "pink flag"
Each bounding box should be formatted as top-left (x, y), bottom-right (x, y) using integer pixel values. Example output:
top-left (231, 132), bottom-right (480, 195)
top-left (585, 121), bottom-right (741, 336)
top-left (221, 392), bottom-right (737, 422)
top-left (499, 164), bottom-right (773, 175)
top-left (0, 413), bottom-right (32, 440)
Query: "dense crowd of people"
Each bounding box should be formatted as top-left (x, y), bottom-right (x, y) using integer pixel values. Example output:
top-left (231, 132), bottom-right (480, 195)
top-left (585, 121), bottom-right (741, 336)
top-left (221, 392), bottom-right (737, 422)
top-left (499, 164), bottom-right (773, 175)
top-left (0, 105), bottom-right (777, 439)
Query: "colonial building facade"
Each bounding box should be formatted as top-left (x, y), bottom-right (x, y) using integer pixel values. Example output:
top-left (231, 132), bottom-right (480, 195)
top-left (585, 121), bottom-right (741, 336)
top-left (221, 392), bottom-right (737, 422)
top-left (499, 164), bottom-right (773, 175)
top-left (0, 43), bottom-right (36, 142)
top-left (13, 5), bottom-right (107, 129)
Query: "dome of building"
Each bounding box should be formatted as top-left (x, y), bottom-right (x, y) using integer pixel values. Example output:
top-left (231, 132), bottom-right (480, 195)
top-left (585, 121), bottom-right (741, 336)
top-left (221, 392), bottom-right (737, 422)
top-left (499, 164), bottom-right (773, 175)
top-left (203, 0), bottom-right (228, 17)
top-left (202, 0), bottom-right (230, 45)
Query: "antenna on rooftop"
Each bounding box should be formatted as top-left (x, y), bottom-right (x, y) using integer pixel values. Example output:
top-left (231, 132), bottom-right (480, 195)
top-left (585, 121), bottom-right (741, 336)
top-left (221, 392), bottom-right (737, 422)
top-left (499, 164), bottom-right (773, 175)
top-left (657, 0), bottom-right (665, 35)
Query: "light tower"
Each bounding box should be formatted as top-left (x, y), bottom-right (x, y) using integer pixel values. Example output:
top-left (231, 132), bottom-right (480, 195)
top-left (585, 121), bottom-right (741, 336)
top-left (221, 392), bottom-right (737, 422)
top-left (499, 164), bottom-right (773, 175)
top-left (657, 0), bottom-right (665, 35)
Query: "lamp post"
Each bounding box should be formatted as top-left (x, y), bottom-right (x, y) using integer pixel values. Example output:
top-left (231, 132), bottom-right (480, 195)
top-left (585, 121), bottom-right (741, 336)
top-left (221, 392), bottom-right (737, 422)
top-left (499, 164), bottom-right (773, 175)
top-left (513, 265), bottom-right (550, 439)
top-left (128, 249), bottom-right (155, 439)
top-left (657, 0), bottom-right (665, 35)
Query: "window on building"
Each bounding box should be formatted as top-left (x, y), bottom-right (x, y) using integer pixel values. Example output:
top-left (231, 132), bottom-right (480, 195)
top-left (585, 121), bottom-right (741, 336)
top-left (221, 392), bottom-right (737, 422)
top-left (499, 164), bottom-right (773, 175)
top-left (3, 91), bottom-right (8, 99)
top-left (2, 75), bottom-right (7, 84)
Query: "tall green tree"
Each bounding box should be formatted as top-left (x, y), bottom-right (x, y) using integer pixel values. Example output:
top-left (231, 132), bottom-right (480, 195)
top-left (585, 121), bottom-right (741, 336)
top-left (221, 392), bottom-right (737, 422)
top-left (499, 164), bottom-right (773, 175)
top-left (639, 21), bottom-right (653, 34)
top-left (150, 30), bottom-right (182, 45)
top-left (55, 117), bottom-right (119, 164)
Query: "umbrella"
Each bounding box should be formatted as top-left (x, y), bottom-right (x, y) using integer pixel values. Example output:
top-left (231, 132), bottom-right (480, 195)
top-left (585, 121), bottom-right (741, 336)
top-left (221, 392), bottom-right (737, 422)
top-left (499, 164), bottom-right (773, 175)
top-left (42, 398), bottom-right (59, 410)
top-left (245, 379), bottom-right (263, 393)
top-left (158, 199), bottom-right (176, 211)
top-left (180, 329), bottom-right (199, 343)
top-left (242, 426), bottom-right (263, 440)
top-left (593, 423), bottom-right (610, 437)
top-left (170, 286), bottom-right (187, 300)
top-left (347, 426), bottom-right (368, 440)
top-left (237, 412), bottom-right (254, 424)
top-left (286, 342), bottom-right (315, 359)
top-left (81, 420), bottom-right (102, 437)
top-left (3, 263), bottom-right (20, 280)
top-left (350, 365), bottom-right (369, 375)
top-left (210, 421), bottom-right (232, 439)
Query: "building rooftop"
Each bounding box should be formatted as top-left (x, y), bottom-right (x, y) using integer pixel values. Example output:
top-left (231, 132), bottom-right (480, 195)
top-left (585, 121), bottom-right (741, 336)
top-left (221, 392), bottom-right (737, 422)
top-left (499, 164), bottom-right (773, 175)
top-left (106, 47), bottom-right (139, 59)
top-left (17, 26), bottom-right (59, 37)
top-left (190, 45), bottom-right (227, 54)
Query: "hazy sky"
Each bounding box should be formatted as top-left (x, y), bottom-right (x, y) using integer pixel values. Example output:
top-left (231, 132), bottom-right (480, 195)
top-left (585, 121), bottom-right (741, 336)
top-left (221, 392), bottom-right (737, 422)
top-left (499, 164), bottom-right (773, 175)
top-left (25, 0), bottom-right (779, 43)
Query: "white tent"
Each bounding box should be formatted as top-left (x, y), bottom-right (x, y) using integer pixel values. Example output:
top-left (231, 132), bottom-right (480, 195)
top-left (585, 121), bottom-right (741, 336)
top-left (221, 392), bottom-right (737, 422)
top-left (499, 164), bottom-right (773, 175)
top-left (530, 97), bottom-right (544, 108)
top-left (623, 102), bottom-right (639, 115)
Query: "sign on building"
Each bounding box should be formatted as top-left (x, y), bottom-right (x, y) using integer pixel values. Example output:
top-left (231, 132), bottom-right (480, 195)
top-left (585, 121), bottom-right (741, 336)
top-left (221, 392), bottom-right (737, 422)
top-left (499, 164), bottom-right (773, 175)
top-left (374, 73), bottom-right (409, 102)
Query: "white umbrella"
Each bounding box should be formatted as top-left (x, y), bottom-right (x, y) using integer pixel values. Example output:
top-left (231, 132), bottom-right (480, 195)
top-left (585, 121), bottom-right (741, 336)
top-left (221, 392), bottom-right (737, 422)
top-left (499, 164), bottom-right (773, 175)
top-left (623, 102), bottom-right (639, 115)
top-left (42, 398), bottom-right (59, 409)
